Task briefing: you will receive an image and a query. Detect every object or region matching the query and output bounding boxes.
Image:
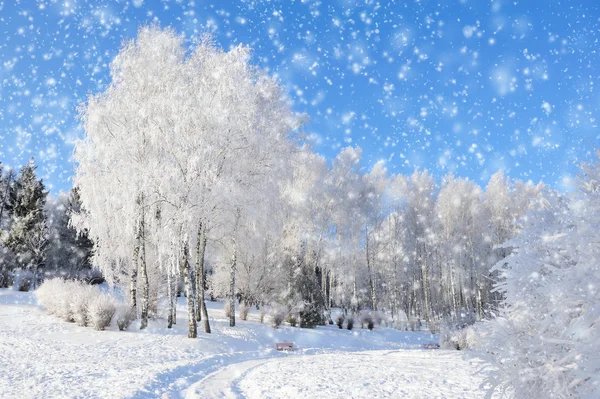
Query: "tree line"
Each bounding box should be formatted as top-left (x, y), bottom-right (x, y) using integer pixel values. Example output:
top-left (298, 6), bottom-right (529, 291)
top-left (69, 26), bottom-right (545, 338)
top-left (0, 26), bottom-right (543, 338)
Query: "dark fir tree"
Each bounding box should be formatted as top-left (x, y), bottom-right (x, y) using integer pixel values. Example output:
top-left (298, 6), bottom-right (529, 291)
top-left (45, 187), bottom-right (94, 278)
top-left (0, 163), bottom-right (17, 287)
top-left (280, 242), bottom-right (326, 328)
top-left (4, 158), bottom-right (48, 288)
top-left (63, 187), bottom-right (93, 274)
top-left (0, 163), bottom-right (16, 229)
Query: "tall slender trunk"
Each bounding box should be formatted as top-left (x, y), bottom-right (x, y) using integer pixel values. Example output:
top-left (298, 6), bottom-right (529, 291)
top-left (352, 256), bottom-right (358, 313)
top-left (421, 256), bottom-right (431, 323)
top-left (365, 226), bottom-right (377, 311)
top-left (195, 222), bottom-right (210, 333)
top-left (181, 240), bottom-right (197, 338)
top-left (392, 259), bottom-right (398, 321)
top-left (139, 196), bottom-right (149, 330)
top-left (328, 271), bottom-right (334, 308)
top-left (130, 223), bottom-right (140, 313)
top-left (167, 270), bottom-right (173, 329)
top-left (229, 235), bottom-right (236, 327)
top-left (450, 262), bottom-right (458, 319)
top-left (171, 267), bottom-right (177, 325)
top-left (476, 284), bottom-right (483, 320)
top-left (323, 269), bottom-right (330, 308)
top-left (195, 223), bottom-right (203, 322)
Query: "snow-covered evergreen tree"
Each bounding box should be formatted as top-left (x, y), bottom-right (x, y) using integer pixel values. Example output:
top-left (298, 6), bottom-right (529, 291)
top-left (45, 188), bottom-right (94, 278)
top-left (4, 158), bottom-right (48, 288)
top-left (0, 163), bottom-right (16, 287)
top-left (477, 155), bottom-right (600, 398)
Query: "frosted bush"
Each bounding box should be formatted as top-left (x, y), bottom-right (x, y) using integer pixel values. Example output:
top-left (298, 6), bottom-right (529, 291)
top-left (36, 278), bottom-right (65, 315)
top-left (36, 278), bottom-right (76, 322)
top-left (346, 316), bottom-right (354, 330)
top-left (287, 312), bottom-right (298, 327)
top-left (115, 305), bottom-right (136, 331)
top-left (37, 278), bottom-right (127, 332)
top-left (440, 325), bottom-right (479, 350)
top-left (439, 313), bottom-right (479, 350)
top-left (88, 293), bottom-right (116, 331)
top-left (14, 270), bottom-right (34, 292)
top-left (336, 314), bottom-right (344, 329)
top-left (371, 311), bottom-right (383, 327)
top-left (359, 312), bottom-right (374, 330)
top-left (239, 303), bottom-right (250, 321)
top-left (259, 306), bottom-right (266, 324)
top-left (70, 283), bottom-right (96, 326)
top-left (224, 302), bottom-right (232, 318)
top-left (270, 308), bottom-right (286, 328)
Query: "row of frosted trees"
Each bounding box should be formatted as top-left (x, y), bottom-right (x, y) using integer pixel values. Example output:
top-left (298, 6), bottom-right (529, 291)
top-left (73, 26), bottom-right (543, 338)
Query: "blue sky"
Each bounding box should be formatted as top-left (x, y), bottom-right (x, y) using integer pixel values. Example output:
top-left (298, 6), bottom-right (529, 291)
top-left (1, 0), bottom-right (599, 193)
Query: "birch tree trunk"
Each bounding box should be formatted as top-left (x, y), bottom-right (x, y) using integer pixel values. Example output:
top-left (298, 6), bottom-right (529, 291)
top-left (421, 258), bottom-right (431, 323)
top-left (171, 268), bottom-right (177, 325)
top-left (195, 222), bottom-right (203, 321)
top-left (450, 264), bottom-right (458, 320)
top-left (139, 196), bottom-right (150, 330)
top-left (392, 259), bottom-right (398, 321)
top-left (352, 256), bottom-right (358, 313)
top-left (130, 221), bottom-right (140, 314)
top-left (421, 253), bottom-right (431, 323)
top-left (229, 235), bottom-right (236, 327)
top-left (195, 222), bottom-right (211, 333)
top-left (181, 240), bottom-right (197, 338)
top-left (167, 270), bottom-right (173, 329)
top-left (365, 226), bottom-right (377, 311)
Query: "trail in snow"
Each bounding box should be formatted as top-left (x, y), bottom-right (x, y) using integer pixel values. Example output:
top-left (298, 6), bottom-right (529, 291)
top-left (187, 350), bottom-right (490, 399)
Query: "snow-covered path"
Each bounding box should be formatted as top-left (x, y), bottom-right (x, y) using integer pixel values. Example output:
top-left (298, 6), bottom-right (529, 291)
top-left (0, 289), bottom-right (492, 398)
top-left (187, 350), bottom-right (487, 399)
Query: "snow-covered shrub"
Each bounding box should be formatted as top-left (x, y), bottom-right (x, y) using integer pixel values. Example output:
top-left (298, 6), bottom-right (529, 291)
top-left (336, 314), bottom-right (344, 329)
top-left (70, 283), bottom-right (96, 326)
top-left (428, 318), bottom-right (440, 334)
top-left (37, 278), bottom-right (76, 322)
top-left (259, 306), bottom-right (266, 324)
top-left (270, 308), bottom-right (285, 328)
top-left (239, 303), bottom-right (250, 321)
top-left (346, 316), bottom-right (354, 330)
top-left (115, 305), bottom-right (136, 331)
top-left (14, 270), bottom-right (34, 292)
top-left (88, 293), bottom-right (116, 331)
top-left (287, 312), bottom-right (298, 327)
top-left (224, 302), bottom-right (232, 318)
top-left (475, 167), bottom-right (600, 398)
top-left (439, 312), bottom-right (479, 349)
top-left (360, 312), bottom-right (374, 330)
top-left (371, 311), bottom-right (383, 327)
top-left (36, 278), bottom-right (65, 315)
top-left (439, 325), bottom-right (478, 350)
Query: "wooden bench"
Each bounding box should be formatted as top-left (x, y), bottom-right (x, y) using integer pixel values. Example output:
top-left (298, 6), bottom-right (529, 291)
top-left (274, 342), bottom-right (297, 351)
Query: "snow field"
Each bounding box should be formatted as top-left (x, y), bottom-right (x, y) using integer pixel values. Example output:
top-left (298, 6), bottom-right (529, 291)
top-left (0, 289), bottom-right (491, 398)
top-left (189, 351), bottom-right (488, 399)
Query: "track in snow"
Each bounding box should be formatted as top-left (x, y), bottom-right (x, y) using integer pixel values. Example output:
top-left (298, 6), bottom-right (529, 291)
top-left (186, 350), bottom-right (489, 399)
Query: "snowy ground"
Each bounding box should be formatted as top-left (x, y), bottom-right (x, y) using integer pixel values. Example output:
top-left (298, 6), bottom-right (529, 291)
top-left (189, 351), bottom-right (487, 399)
top-left (0, 289), bottom-right (491, 398)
